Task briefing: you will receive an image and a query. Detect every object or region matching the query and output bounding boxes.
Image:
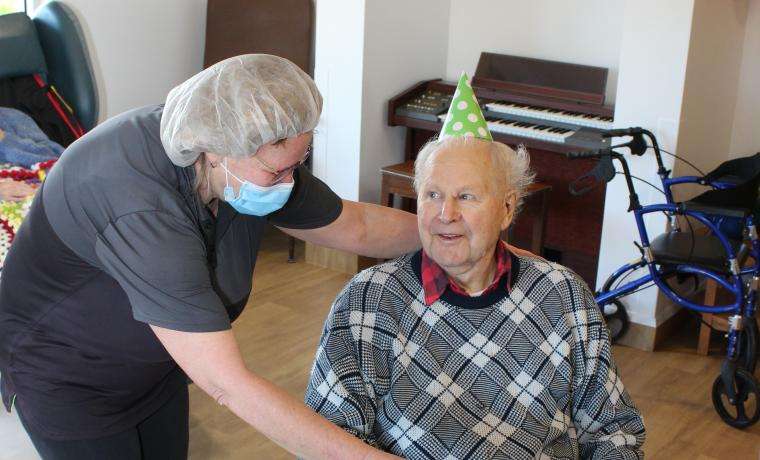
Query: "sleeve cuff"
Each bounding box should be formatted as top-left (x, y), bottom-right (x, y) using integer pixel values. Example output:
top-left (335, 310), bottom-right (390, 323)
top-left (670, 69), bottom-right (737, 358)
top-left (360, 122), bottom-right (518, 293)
top-left (132, 311), bottom-right (232, 333)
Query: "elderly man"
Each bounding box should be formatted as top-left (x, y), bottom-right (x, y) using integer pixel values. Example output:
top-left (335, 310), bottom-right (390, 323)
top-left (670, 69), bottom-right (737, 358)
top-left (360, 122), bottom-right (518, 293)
top-left (305, 74), bottom-right (645, 459)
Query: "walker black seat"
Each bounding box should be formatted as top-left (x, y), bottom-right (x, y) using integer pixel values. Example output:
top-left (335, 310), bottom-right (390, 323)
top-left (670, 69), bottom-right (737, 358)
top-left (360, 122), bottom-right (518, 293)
top-left (687, 177), bottom-right (759, 214)
top-left (687, 153), bottom-right (760, 216)
top-left (683, 201), bottom-right (750, 219)
top-left (683, 154), bottom-right (760, 243)
top-left (702, 153), bottom-right (760, 184)
top-left (650, 232), bottom-right (742, 273)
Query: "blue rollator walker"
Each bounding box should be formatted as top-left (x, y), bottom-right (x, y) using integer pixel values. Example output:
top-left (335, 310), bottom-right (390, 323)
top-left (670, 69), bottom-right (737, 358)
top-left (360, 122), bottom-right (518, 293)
top-left (568, 127), bottom-right (760, 429)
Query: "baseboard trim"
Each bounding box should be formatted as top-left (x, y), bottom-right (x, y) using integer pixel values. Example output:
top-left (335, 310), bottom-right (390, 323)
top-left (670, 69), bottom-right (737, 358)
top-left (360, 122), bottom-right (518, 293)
top-left (653, 307), bottom-right (692, 350)
top-left (615, 321), bottom-right (656, 351)
top-left (304, 243), bottom-right (375, 275)
top-left (616, 307), bottom-right (692, 351)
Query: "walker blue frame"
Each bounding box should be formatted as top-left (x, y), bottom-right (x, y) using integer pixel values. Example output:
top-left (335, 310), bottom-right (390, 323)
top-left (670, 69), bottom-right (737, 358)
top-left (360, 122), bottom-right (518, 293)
top-left (569, 127), bottom-right (759, 428)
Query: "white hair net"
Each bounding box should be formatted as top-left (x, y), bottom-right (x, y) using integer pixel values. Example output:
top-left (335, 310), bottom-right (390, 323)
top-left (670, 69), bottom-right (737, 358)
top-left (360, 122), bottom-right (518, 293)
top-left (160, 54), bottom-right (322, 167)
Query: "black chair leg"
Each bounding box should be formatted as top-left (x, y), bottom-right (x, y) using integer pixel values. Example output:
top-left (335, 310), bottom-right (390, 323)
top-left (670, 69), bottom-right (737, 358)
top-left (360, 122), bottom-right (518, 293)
top-left (287, 236), bottom-right (296, 263)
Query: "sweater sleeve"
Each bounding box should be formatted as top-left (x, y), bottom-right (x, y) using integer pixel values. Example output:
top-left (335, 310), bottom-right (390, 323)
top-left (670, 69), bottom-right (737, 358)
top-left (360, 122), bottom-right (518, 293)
top-left (566, 278), bottom-right (646, 459)
top-left (304, 280), bottom-right (386, 446)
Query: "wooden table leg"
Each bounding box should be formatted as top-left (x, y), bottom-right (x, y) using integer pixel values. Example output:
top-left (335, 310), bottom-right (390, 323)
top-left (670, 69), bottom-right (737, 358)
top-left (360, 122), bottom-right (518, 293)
top-left (698, 279), bottom-right (719, 355)
top-left (378, 181), bottom-right (393, 265)
top-left (404, 128), bottom-right (414, 162)
top-left (530, 188), bottom-right (550, 256)
top-left (287, 236), bottom-right (296, 263)
top-left (385, 192), bottom-right (394, 208)
top-left (380, 177), bottom-right (393, 208)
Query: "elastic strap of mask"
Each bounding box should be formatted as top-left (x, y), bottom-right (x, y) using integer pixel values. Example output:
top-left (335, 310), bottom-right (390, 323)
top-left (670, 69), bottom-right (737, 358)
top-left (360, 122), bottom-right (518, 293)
top-left (221, 159), bottom-right (295, 192)
top-left (223, 158), bottom-right (230, 188)
top-left (222, 158), bottom-right (246, 186)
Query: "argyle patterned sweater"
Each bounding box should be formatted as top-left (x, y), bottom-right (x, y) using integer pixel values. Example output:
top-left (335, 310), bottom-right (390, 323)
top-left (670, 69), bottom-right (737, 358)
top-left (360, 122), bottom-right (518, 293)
top-left (305, 251), bottom-right (645, 459)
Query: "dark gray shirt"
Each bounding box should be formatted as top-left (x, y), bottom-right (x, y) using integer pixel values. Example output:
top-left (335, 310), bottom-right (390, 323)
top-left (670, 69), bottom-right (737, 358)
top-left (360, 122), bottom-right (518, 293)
top-left (0, 105), bottom-right (342, 439)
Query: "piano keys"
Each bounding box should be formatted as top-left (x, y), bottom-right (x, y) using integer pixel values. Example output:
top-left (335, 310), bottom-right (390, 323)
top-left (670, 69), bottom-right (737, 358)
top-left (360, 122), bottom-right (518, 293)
top-left (486, 117), bottom-right (576, 143)
top-left (436, 113), bottom-right (609, 150)
top-left (484, 101), bottom-right (614, 130)
top-left (436, 112), bottom-right (575, 143)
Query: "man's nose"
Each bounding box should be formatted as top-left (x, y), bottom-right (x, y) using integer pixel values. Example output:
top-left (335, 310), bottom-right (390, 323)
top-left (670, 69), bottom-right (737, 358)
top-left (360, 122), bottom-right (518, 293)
top-left (438, 197), bottom-right (461, 223)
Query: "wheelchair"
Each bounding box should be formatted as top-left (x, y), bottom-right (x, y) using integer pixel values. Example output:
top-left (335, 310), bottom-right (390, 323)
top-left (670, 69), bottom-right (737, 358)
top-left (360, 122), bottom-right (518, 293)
top-left (568, 127), bottom-right (760, 429)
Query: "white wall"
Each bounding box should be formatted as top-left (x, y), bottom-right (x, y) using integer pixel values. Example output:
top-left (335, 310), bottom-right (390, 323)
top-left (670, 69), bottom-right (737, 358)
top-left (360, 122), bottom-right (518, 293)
top-left (672, 0), bottom-right (748, 197)
top-left (596, 0), bottom-right (695, 327)
top-left (358, 0), bottom-right (450, 204)
top-left (312, 0), bottom-right (366, 201)
top-left (730, 0), bottom-right (760, 158)
top-left (313, 0), bottom-right (451, 203)
top-left (445, 0), bottom-right (625, 104)
top-left (52, 0), bottom-right (207, 121)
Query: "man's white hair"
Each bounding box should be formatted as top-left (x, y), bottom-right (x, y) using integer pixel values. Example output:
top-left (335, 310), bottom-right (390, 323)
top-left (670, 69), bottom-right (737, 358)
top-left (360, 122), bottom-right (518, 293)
top-left (413, 136), bottom-right (535, 214)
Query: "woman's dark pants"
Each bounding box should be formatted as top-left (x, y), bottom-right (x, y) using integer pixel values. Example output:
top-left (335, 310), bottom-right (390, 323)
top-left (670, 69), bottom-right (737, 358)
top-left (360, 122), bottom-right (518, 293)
top-left (17, 385), bottom-right (189, 460)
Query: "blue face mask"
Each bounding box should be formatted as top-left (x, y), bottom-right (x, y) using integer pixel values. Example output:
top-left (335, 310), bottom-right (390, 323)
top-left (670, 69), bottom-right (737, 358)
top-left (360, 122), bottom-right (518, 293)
top-left (221, 160), bottom-right (294, 216)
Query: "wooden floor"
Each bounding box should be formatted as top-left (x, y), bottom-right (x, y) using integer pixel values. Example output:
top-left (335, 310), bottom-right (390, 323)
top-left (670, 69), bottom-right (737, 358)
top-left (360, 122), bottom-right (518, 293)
top-left (188, 230), bottom-right (760, 459)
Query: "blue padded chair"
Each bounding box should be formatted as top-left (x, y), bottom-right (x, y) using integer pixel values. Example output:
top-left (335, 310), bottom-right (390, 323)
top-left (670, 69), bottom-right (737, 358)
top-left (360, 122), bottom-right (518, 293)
top-left (0, 1), bottom-right (98, 130)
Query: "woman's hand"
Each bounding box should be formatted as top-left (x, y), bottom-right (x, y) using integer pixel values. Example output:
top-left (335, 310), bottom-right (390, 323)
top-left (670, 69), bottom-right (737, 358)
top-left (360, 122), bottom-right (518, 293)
top-left (150, 326), bottom-right (401, 459)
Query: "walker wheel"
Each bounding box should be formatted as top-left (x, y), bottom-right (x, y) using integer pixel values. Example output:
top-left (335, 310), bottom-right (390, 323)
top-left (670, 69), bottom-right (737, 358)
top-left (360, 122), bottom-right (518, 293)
top-left (738, 319), bottom-right (758, 374)
top-left (712, 369), bottom-right (760, 428)
top-left (602, 300), bottom-right (629, 343)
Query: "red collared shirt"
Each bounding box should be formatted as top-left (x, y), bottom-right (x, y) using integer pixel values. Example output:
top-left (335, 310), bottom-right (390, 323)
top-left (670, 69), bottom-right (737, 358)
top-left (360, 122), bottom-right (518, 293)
top-left (421, 240), bottom-right (512, 305)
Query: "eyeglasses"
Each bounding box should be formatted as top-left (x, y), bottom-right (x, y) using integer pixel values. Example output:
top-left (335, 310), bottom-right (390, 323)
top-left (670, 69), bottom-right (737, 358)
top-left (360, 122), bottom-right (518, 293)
top-left (253, 145), bottom-right (312, 184)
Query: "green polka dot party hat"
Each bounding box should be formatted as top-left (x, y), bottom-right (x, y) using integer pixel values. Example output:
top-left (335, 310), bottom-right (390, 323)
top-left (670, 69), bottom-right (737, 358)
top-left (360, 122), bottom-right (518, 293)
top-left (439, 72), bottom-right (492, 141)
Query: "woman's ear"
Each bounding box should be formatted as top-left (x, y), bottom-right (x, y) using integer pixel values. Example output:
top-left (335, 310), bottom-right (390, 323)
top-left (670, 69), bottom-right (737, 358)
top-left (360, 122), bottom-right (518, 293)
top-left (204, 152), bottom-right (223, 166)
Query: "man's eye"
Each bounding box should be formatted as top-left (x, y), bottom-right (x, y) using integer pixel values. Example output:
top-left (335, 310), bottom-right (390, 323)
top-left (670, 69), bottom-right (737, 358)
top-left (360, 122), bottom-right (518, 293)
top-left (427, 191), bottom-right (440, 199)
top-left (460, 193), bottom-right (475, 201)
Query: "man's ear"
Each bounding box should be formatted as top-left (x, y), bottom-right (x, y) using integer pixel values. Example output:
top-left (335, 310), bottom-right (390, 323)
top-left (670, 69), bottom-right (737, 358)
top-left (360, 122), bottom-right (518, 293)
top-left (500, 191), bottom-right (518, 231)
